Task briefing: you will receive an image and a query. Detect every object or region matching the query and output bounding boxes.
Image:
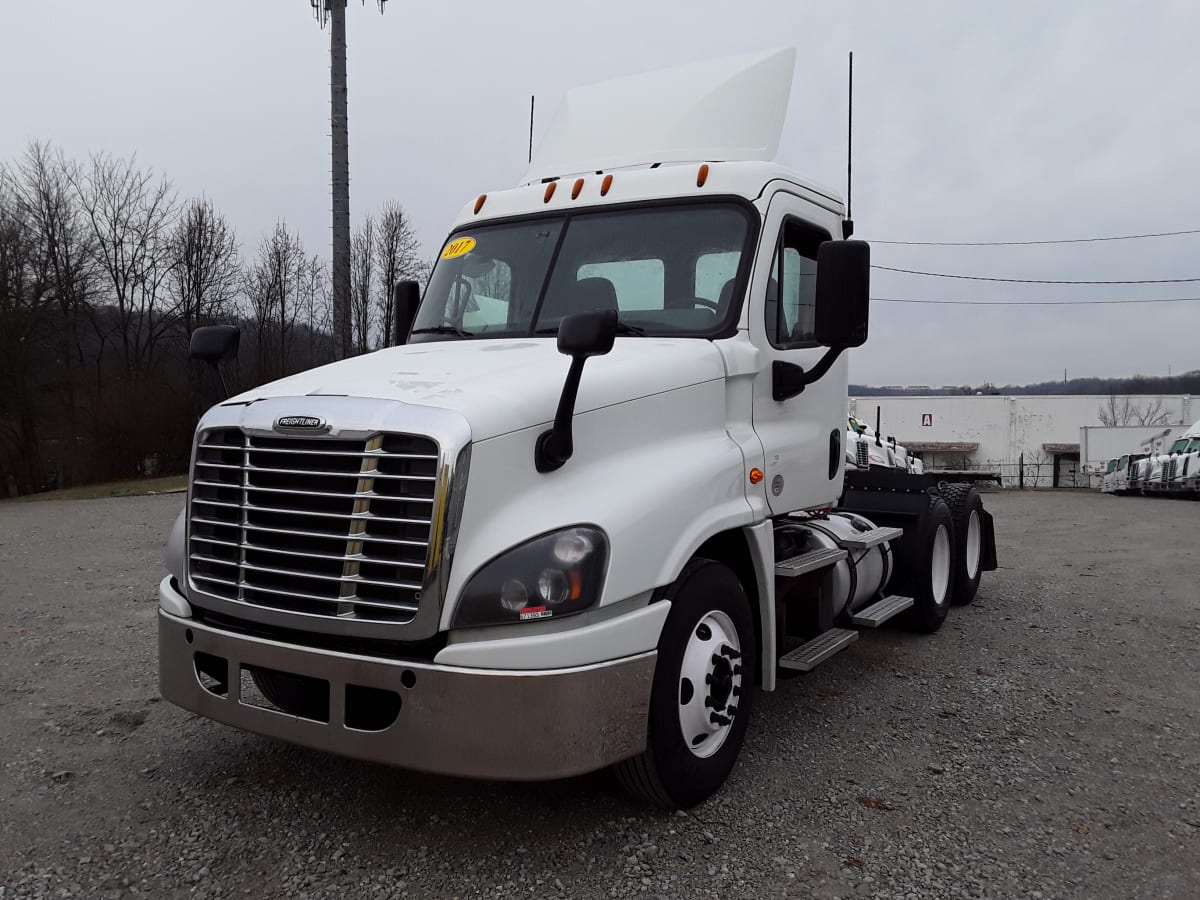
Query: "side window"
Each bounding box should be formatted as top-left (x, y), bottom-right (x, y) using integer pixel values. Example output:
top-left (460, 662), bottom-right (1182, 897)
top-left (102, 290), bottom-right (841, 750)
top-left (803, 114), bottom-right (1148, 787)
top-left (577, 259), bottom-right (664, 311)
top-left (459, 257), bottom-right (513, 331)
top-left (766, 220), bottom-right (827, 348)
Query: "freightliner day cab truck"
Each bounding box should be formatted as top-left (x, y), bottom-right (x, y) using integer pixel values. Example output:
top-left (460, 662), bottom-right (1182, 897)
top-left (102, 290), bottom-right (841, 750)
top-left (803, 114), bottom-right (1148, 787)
top-left (160, 50), bottom-right (998, 808)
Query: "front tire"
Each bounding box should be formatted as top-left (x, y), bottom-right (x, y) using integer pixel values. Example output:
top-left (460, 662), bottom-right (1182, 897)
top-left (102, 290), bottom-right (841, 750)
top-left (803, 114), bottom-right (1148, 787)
top-left (615, 558), bottom-right (755, 808)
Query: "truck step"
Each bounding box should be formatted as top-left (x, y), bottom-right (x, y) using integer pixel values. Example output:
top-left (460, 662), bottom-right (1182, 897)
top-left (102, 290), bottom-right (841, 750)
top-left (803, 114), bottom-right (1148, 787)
top-left (774, 547), bottom-right (846, 578)
top-left (778, 628), bottom-right (858, 672)
top-left (850, 594), bottom-right (914, 627)
top-left (838, 526), bottom-right (904, 550)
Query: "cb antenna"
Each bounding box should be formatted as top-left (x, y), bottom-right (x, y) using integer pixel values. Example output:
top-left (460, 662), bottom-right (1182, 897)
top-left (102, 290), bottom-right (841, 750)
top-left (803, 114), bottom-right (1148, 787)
top-left (843, 51), bottom-right (854, 239)
top-left (529, 95), bottom-right (535, 163)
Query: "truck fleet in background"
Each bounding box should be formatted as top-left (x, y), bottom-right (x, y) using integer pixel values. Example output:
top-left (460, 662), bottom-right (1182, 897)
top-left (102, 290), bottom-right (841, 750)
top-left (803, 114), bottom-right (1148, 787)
top-left (1101, 419), bottom-right (1200, 497)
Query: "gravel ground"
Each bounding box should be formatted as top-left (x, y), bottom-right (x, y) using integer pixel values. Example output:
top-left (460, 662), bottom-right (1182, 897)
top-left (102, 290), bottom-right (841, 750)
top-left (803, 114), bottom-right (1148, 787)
top-left (1, 489), bottom-right (1197, 899)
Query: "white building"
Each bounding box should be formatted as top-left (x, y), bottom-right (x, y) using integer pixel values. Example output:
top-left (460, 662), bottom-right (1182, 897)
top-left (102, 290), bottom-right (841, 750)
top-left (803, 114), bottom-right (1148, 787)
top-left (848, 394), bottom-right (1195, 487)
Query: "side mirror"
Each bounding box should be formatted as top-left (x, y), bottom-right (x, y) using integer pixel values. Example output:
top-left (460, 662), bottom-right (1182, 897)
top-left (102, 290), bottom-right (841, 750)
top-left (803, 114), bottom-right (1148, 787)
top-left (535, 310), bottom-right (618, 473)
top-left (557, 308), bottom-right (617, 357)
top-left (189, 325), bottom-right (240, 399)
top-left (392, 280), bottom-right (421, 346)
top-left (189, 325), bottom-right (240, 363)
top-left (772, 240), bottom-right (870, 402)
top-left (814, 239), bottom-right (870, 349)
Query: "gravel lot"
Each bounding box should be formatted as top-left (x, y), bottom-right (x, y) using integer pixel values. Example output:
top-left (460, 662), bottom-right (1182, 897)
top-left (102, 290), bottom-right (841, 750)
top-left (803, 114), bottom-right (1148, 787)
top-left (1, 489), bottom-right (1197, 899)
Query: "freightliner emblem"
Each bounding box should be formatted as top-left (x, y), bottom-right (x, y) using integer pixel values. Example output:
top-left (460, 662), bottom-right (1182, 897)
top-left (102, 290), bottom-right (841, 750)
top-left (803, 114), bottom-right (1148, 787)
top-left (274, 415), bottom-right (329, 434)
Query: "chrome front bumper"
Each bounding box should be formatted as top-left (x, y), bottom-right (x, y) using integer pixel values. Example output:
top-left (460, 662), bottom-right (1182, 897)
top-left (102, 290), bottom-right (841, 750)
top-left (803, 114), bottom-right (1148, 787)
top-left (159, 609), bottom-right (655, 780)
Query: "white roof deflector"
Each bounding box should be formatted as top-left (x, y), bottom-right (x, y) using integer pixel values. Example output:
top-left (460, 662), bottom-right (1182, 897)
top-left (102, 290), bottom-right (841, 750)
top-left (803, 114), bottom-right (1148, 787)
top-left (522, 48), bottom-right (796, 185)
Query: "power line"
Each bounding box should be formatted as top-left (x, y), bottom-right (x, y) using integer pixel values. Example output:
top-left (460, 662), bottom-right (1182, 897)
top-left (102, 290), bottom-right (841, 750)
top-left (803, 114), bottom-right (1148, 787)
top-left (873, 265), bottom-right (1200, 285)
top-left (871, 295), bottom-right (1200, 306)
top-left (870, 227), bottom-right (1200, 246)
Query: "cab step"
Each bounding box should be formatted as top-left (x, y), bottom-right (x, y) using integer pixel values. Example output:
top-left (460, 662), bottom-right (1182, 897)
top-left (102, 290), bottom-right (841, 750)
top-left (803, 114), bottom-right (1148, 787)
top-left (774, 547), bottom-right (847, 578)
top-left (850, 594), bottom-right (914, 627)
top-left (778, 628), bottom-right (858, 672)
top-left (838, 526), bottom-right (904, 550)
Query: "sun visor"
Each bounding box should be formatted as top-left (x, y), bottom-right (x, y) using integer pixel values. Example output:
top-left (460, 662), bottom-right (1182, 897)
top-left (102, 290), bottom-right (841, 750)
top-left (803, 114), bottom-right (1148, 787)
top-left (522, 48), bottom-right (796, 185)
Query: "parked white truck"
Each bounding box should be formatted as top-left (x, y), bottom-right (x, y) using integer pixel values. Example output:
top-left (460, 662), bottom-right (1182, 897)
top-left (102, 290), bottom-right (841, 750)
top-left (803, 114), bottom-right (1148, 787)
top-left (159, 50), bottom-right (997, 808)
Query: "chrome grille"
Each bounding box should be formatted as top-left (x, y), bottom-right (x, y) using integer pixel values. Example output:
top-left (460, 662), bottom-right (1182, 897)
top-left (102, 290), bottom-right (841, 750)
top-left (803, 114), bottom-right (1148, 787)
top-left (188, 428), bottom-right (439, 623)
top-left (1166, 459), bottom-right (1177, 483)
top-left (855, 441), bottom-right (870, 468)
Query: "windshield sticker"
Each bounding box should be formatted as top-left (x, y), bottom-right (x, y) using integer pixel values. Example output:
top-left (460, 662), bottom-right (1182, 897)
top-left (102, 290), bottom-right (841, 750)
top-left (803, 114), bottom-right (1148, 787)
top-left (441, 237), bottom-right (476, 259)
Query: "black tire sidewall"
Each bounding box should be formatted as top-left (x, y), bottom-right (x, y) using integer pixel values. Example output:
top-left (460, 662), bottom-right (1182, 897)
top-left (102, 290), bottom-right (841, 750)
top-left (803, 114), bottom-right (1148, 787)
top-left (894, 496), bottom-right (955, 632)
top-left (941, 483), bottom-right (984, 604)
top-left (646, 559), bottom-right (756, 809)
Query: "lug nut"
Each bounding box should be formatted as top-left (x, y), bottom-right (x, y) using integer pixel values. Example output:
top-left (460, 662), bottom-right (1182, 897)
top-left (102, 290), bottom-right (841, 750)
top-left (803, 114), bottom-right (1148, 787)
top-left (721, 644), bottom-right (742, 660)
top-left (710, 712), bottom-right (731, 726)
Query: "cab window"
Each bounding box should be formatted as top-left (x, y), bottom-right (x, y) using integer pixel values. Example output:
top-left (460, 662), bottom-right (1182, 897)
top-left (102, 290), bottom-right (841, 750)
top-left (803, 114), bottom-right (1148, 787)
top-left (766, 219), bottom-right (828, 348)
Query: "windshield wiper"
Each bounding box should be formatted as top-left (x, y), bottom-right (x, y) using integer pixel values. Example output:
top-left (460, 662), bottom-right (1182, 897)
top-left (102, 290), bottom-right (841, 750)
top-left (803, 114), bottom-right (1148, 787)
top-left (410, 325), bottom-right (474, 337)
top-left (535, 321), bottom-right (646, 336)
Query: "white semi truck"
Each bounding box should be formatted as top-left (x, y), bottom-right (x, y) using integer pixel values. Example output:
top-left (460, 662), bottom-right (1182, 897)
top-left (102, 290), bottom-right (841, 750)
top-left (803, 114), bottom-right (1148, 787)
top-left (159, 50), bottom-right (998, 808)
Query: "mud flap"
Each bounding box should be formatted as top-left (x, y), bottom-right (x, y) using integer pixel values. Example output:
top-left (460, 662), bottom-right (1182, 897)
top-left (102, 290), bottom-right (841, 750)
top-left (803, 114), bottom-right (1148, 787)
top-left (979, 508), bottom-right (998, 572)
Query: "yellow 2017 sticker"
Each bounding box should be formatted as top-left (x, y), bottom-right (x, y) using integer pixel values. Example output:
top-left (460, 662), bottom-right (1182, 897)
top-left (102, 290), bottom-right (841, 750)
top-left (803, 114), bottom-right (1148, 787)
top-left (441, 237), bottom-right (476, 259)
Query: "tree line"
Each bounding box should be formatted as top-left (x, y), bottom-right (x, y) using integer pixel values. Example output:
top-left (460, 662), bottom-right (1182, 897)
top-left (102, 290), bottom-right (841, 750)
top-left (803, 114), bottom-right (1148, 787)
top-left (0, 142), bottom-right (427, 497)
top-left (851, 370), bottom-right (1200, 398)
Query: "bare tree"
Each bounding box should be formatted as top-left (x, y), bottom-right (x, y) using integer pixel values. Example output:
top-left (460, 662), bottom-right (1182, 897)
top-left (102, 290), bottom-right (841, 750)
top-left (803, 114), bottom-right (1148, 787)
top-left (350, 215), bottom-right (376, 354)
top-left (374, 201), bottom-right (423, 343)
top-left (10, 143), bottom-right (98, 444)
top-left (1133, 398), bottom-right (1172, 426)
top-left (169, 197), bottom-right (239, 338)
top-left (244, 221), bottom-right (306, 380)
top-left (1098, 395), bottom-right (1135, 427)
top-left (1020, 447), bottom-right (1050, 488)
top-left (0, 170), bottom-right (51, 493)
top-left (295, 253), bottom-right (332, 368)
top-left (71, 152), bottom-right (179, 385)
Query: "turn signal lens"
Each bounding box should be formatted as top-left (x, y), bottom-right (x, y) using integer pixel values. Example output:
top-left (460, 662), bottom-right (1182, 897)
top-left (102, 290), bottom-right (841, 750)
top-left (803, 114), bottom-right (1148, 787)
top-left (543, 181), bottom-right (557, 203)
top-left (571, 178), bottom-right (584, 199)
top-left (749, 468), bottom-right (764, 484)
top-left (473, 194), bottom-right (487, 214)
top-left (697, 164), bottom-right (710, 187)
top-left (601, 174), bottom-right (613, 196)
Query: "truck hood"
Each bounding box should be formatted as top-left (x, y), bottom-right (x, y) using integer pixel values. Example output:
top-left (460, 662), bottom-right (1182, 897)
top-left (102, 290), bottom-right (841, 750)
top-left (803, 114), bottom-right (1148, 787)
top-left (227, 338), bottom-right (728, 441)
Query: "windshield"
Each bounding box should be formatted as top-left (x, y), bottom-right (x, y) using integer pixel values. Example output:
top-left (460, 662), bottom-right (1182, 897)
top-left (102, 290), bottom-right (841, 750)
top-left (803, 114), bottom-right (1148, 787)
top-left (1169, 438), bottom-right (1188, 453)
top-left (411, 201), bottom-right (756, 341)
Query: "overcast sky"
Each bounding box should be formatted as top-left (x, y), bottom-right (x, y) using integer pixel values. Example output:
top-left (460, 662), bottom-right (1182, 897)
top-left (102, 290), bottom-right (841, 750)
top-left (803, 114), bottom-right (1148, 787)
top-left (4, 1), bottom-right (1198, 386)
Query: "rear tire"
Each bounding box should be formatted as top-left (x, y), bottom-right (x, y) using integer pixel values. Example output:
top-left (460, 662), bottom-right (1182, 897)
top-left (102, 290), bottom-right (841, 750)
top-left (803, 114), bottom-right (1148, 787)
top-left (940, 482), bottom-right (985, 605)
top-left (891, 496), bottom-right (955, 633)
top-left (614, 558), bottom-right (755, 809)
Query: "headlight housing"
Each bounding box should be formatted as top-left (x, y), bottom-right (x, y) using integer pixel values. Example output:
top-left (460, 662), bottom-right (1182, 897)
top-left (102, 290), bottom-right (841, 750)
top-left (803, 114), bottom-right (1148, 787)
top-left (451, 526), bottom-right (608, 628)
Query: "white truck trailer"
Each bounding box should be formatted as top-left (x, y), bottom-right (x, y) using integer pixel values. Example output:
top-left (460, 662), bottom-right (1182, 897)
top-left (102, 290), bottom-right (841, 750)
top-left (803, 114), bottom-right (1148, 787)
top-left (159, 50), bottom-right (997, 808)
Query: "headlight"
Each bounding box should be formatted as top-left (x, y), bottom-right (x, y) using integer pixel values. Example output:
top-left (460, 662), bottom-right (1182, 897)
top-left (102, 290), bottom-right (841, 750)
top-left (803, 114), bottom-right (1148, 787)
top-left (451, 526), bottom-right (608, 628)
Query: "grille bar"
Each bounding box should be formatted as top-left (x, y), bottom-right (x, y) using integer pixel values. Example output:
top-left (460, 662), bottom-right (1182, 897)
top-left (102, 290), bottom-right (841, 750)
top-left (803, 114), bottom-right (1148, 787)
top-left (188, 428), bottom-right (438, 624)
top-left (190, 534), bottom-right (426, 568)
top-left (199, 442), bottom-right (437, 461)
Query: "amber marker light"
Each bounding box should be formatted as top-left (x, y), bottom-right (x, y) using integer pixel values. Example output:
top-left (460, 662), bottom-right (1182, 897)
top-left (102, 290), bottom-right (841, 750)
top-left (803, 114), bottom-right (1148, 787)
top-left (601, 174), bottom-right (613, 196)
top-left (571, 178), bottom-right (584, 199)
top-left (474, 194), bottom-right (487, 214)
top-left (697, 163), bottom-right (710, 187)
top-left (544, 181), bottom-right (557, 203)
top-left (749, 468), bottom-right (764, 484)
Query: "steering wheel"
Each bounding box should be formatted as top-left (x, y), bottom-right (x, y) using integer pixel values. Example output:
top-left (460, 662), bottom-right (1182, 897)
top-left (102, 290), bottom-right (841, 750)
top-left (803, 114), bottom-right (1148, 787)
top-left (692, 297), bottom-right (720, 310)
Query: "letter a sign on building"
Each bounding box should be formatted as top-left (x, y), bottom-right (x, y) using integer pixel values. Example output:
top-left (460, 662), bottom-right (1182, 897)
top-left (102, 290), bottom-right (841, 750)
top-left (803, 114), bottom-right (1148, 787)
top-left (921, 413), bottom-right (933, 427)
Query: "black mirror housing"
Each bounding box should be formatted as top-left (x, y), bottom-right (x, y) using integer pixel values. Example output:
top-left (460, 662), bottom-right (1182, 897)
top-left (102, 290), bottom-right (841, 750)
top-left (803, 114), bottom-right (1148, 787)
top-left (814, 240), bottom-right (870, 349)
top-left (189, 325), bottom-right (241, 363)
top-left (392, 280), bottom-right (421, 346)
top-left (557, 309), bottom-right (617, 357)
top-left (535, 310), bottom-right (618, 473)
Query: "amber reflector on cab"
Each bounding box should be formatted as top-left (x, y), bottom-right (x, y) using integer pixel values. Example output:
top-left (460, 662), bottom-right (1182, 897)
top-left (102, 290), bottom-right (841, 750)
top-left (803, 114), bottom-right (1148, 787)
top-left (749, 468), bottom-right (764, 484)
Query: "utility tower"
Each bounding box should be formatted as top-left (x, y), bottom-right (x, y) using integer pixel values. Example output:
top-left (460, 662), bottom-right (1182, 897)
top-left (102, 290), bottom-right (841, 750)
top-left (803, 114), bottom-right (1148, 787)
top-left (311, 0), bottom-right (387, 359)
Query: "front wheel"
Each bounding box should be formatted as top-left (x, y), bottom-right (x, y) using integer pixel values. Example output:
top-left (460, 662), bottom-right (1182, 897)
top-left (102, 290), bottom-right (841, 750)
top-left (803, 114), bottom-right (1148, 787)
top-left (614, 559), bottom-right (755, 808)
